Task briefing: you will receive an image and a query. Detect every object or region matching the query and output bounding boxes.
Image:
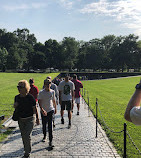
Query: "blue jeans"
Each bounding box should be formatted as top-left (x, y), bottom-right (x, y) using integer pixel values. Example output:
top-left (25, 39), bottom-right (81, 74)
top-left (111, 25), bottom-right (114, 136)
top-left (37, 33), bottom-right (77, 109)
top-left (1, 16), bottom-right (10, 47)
top-left (41, 110), bottom-right (54, 142)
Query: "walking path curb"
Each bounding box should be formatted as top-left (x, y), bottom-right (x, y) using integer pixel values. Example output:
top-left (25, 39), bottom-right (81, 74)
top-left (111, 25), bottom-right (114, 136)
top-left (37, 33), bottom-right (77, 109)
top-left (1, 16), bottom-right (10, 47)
top-left (0, 98), bottom-right (121, 158)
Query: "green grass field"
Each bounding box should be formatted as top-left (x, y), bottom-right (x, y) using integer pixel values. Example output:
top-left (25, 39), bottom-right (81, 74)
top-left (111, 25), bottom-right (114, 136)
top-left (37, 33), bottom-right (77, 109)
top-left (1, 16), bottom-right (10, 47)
top-left (1, 73), bottom-right (141, 157)
top-left (0, 72), bottom-right (59, 142)
top-left (82, 76), bottom-right (141, 158)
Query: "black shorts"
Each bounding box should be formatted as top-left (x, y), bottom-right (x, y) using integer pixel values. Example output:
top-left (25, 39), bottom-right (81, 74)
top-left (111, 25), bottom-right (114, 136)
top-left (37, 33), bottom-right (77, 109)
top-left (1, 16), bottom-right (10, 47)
top-left (61, 101), bottom-right (72, 111)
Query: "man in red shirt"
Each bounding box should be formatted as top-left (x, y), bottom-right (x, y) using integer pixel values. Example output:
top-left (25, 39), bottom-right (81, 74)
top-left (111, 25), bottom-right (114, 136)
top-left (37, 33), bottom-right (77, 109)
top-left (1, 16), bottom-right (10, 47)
top-left (29, 78), bottom-right (39, 103)
top-left (72, 74), bottom-right (83, 115)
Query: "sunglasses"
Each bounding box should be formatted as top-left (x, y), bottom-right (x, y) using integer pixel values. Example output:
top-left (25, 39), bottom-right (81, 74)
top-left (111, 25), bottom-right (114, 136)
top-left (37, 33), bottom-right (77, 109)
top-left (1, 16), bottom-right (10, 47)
top-left (44, 82), bottom-right (51, 85)
top-left (17, 86), bottom-right (25, 89)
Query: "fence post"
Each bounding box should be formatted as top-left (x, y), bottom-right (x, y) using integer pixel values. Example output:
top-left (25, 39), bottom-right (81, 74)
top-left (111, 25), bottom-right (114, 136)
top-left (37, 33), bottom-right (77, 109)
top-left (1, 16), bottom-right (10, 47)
top-left (84, 89), bottom-right (86, 109)
top-left (88, 95), bottom-right (90, 117)
top-left (124, 123), bottom-right (127, 158)
top-left (96, 98), bottom-right (98, 138)
top-left (81, 88), bottom-right (84, 105)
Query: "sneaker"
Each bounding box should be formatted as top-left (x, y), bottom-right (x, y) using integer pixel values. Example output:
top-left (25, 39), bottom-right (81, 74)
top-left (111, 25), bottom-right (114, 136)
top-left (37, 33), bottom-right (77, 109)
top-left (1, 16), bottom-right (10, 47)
top-left (49, 141), bottom-right (54, 147)
top-left (61, 118), bottom-right (64, 124)
top-left (68, 124), bottom-right (71, 129)
top-left (49, 141), bottom-right (52, 147)
top-left (77, 111), bottom-right (79, 115)
top-left (23, 155), bottom-right (30, 158)
top-left (42, 137), bottom-right (47, 142)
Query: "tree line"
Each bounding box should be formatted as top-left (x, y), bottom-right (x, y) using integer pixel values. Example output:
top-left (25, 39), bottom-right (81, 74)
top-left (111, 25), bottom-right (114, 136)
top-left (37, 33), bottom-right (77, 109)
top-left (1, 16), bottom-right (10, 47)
top-left (0, 28), bottom-right (141, 72)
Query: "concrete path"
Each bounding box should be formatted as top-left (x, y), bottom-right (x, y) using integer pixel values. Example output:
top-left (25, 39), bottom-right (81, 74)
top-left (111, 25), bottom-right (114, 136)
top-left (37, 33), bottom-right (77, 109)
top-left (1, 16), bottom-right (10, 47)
top-left (0, 98), bottom-right (121, 158)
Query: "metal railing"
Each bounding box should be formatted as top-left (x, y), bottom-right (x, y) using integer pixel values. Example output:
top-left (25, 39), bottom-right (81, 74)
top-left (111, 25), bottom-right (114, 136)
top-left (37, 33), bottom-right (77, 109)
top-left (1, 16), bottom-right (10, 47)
top-left (81, 88), bottom-right (141, 158)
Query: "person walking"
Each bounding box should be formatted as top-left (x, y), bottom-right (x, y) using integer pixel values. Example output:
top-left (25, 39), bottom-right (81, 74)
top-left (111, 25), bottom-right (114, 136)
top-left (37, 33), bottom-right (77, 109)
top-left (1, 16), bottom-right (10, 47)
top-left (72, 74), bottom-right (83, 115)
top-left (38, 79), bottom-right (57, 146)
top-left (14, 80), bottom-right (39, 158)
top-left (46, 76), bottom-right (59, 128)
top-left (58, 74), bottom-right (75, 129)
top-left (29, 78), bottom-right (39, 104)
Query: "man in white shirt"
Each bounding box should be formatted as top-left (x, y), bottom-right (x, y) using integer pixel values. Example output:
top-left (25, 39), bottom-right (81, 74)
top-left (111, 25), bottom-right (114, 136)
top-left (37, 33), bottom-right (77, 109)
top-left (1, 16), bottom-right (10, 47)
top-left (124, 80), bottom-right (141, 125)
top-left (38, 79), bottom-right (57, 147)
top-left (58, 74), bottom-right (75, 129)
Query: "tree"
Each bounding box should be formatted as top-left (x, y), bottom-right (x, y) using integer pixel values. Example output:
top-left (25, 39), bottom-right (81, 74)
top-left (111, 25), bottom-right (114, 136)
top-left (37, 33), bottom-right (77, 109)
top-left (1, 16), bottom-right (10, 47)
top-left (0, 47), bottom-right (8, 71)
top-left (6, 46), bottom-right (20, 70)
top-left (13, 28), bottom-right (37, 46)
top-left (76, 41), bottom-right (88, 71)
top-left (110, 35), bottom-right (139, 72)
top-left (101, 35), bottom-right (116, 70)
top-left (0, 32), bottom-right (18, 51)
top-left (81, 38), bottom-right (104, 71)
top-left (61, 37), bottom-right (79, 70)
top-left (32, 51), bottom-right (46, 69)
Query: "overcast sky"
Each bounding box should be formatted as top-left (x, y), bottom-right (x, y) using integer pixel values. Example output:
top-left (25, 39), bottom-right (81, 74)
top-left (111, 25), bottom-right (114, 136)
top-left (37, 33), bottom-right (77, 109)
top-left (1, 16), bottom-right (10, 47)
top-left (0, 0), bottom-right (141, 43)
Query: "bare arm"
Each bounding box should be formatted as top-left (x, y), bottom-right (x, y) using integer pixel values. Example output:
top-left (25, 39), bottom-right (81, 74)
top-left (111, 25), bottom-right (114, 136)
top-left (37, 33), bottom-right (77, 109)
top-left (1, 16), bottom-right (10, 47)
top-left (53, 99), bottom-right (57, 114)
top-left (71, 90), bottom-right (74, 102)
top-left (38, 99), bottom-right (47, 116)
top-left (124, 89), bottom-right (141, 122)
top-left (33, 105), bottom-right (40, 125)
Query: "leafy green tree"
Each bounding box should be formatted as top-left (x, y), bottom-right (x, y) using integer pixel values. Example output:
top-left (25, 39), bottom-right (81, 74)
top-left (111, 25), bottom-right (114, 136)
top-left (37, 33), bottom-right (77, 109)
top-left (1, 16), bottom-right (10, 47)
top-left (76, 41), bottom-right (88, 71)
top-left (0, 47), bottom-right (8, 71)
top-left (110, 35), bottom-right (139, 72)
top-left (6, 46), bottom-right (20, 70)
top-left (61, 37), bottom-right (79, 70)
top-left (101, 35), bottom-right (116, 70)
top-left (31, 51), bottom-right (46, 69)
top-left (0, 32), bottom-right (18, 51)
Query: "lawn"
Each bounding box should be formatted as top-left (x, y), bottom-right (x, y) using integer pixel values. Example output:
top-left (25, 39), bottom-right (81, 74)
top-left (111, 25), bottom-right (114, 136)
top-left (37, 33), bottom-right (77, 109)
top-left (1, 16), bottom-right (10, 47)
top-left (0, 72), bottom-right (59, 142)
top-left (82, 76), bottom-right (141, 158)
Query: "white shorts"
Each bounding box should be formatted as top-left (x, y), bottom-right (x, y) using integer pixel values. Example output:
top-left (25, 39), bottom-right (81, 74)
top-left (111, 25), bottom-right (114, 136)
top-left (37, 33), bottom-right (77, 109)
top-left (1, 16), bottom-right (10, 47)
top-left (75, 97), bottom-right (80, 104)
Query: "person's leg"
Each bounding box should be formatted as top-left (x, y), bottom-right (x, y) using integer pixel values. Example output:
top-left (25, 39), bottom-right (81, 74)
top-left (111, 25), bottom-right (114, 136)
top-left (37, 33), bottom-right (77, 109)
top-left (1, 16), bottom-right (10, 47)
top-left (47, 110), bottom-right (53, 146)
top-left (18, 116), bottom-right (35, 157)
top-left (41, 113), bottom-right (47, 141)
top-left (76, 98), bottom-right (80, 115)
top-left (61, 101), bottom-right (65, 124)
top-left (52, 112), bottom-right (55, 127)
top-left (72, 100), bottom-right (74, 113)
top-left (66, 101), bottom-right (72, 128)
top-left (68, 110), bottom-right (72, 124)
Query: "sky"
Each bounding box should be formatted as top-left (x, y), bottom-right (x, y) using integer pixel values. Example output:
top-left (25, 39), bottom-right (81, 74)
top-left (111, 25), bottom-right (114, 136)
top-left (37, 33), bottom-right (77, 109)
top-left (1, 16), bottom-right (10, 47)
top-left (0, 0), bottom-right (141, 43)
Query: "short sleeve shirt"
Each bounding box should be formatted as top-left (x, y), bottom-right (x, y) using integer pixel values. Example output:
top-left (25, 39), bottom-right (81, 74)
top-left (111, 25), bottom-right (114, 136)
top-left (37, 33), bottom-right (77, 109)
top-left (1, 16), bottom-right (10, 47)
top-left (130, 106), bottom-right (141, 125)
top-left (58, 80), bottom-right (75, 101)
top-left (29, 85), bottom-right (39, 102)
top-left (15, 94), bottom-right (36, 118)
top-left (37, 89), bottom-right (55, 113)
top-left (72, 79), bottom-right (83, 98)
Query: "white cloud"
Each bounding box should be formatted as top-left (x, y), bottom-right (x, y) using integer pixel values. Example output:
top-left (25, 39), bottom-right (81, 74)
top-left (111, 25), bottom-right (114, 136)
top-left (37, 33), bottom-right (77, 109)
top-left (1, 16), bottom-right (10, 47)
top-left (80, 0), bottom-right (141, 36)
top-left (58, 0), bottom-right (74, 9)
top-left (31, 3), bottom-right (47, 9)
top-left (3, 2), bottom-right (47, 11)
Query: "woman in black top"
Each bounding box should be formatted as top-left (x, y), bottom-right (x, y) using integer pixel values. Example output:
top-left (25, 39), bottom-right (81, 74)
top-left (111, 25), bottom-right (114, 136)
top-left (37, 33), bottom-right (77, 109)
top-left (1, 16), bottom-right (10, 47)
top-left (14, 80), bottom-right (39, 158)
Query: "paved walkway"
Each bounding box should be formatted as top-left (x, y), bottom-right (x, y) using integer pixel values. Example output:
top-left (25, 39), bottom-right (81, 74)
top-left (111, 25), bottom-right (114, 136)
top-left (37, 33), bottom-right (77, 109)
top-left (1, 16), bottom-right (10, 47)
top-left (0, 98), bottom-right (121, 158)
